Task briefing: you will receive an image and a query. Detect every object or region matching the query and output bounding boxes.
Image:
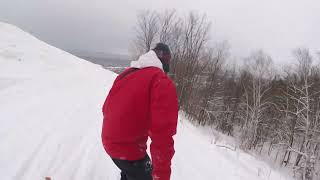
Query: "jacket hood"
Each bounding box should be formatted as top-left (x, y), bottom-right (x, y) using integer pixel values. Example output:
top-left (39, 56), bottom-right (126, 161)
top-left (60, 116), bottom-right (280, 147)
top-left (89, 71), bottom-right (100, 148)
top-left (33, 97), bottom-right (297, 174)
top-left (130, 50), bottom-right (163, 71)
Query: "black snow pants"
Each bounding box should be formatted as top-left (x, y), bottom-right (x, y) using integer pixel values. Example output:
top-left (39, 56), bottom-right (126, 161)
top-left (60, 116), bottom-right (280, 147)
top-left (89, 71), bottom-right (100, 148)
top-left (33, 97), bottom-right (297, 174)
top-left (112, 155), bottom-right (153, 180)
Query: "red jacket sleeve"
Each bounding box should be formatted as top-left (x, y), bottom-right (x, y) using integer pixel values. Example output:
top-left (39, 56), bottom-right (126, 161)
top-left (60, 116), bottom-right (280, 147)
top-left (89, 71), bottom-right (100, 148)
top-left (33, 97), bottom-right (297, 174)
top-left (149, 73), bottom-right (179, 180)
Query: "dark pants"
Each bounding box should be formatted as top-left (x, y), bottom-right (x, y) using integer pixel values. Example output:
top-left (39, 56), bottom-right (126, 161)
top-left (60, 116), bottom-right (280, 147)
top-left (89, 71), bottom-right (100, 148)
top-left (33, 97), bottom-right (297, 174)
top-left (112, 155), bottom-right (153, 180)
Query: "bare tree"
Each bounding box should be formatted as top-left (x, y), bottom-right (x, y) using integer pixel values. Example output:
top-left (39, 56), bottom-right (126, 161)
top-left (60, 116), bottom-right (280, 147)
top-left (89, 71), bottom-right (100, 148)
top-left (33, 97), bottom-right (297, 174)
top-left (133, 10), bottom-right (159, 54)
top-left (239, 50), bottom-right (274, 150)
top-left (197, 41), bottom-right (230, 126)
top-left (175, 12), bottom-right (211, 107)
top-left (159, 9), bottom-right (177, 44)
top-left (157, 9), bottom-right (183, 75)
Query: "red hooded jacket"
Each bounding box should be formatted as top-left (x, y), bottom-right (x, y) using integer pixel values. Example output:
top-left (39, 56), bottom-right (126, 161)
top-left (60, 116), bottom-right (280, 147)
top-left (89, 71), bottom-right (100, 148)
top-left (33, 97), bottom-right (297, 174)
top-left (101, 50), bottom-right (179, 180)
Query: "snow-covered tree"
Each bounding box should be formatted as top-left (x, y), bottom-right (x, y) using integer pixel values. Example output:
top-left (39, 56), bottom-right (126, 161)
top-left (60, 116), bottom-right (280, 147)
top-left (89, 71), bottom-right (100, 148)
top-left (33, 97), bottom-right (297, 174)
top-left (239, 50), bottom-right (274, 150)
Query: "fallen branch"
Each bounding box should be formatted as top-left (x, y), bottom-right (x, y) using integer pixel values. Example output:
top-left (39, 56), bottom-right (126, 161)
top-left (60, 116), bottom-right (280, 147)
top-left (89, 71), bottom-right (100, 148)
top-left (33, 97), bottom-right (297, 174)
top-left (215, 144), bottom-right (236, 151)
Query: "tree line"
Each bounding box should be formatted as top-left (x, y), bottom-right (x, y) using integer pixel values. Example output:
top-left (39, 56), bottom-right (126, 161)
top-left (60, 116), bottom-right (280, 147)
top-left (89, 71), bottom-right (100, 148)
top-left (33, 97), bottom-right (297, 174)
top-left (131, 9), bottom-right (320, 180)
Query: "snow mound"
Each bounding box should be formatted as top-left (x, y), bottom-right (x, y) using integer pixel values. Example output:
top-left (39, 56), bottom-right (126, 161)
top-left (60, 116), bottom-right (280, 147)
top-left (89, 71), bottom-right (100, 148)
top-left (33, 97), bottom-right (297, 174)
top-left (0, 22), bottom-right (291, 180)
top-left (0, 22), bottom-right (106, 79)
top-left (0, 22), bottom-right (117, 180)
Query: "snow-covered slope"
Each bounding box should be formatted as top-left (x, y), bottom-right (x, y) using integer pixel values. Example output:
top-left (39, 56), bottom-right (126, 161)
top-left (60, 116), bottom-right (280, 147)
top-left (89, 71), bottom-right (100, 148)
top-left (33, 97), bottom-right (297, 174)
top-left (0, 22), bottom-right (291, 180)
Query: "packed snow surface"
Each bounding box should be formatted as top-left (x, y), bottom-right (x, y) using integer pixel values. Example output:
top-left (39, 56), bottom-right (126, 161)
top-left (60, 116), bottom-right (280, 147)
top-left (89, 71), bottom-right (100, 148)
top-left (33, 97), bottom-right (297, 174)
top-left (0, 22), bottom-right (291, 180)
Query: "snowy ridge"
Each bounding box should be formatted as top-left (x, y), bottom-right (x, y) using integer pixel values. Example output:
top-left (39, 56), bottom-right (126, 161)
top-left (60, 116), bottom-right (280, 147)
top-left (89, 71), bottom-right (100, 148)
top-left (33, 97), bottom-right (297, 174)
top-left (0, 22), bottom-right (101, 79)
top-left (0, 22), bottom-right (291, 180)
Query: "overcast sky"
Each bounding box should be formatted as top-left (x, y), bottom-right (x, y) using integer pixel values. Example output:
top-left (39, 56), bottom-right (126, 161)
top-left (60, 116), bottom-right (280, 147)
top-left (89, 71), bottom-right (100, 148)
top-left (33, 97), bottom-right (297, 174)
top-left (0, 0), bottom-right (319, 63)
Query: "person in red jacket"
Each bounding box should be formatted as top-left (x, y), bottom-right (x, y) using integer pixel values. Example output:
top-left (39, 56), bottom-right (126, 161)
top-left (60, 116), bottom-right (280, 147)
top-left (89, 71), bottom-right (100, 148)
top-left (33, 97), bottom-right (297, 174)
top-left (101, 43), bottom-right (179, 180)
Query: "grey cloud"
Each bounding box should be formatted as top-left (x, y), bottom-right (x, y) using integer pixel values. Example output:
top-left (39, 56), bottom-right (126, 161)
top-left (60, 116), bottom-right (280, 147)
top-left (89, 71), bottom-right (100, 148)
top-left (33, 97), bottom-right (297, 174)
top-left (0, 0), bottom-right (319, 62)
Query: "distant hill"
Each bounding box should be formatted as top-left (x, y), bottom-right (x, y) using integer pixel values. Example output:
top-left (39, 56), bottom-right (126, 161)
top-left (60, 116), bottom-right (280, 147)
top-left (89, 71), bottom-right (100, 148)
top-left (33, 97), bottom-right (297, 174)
top-left (67, 50), bottom-right (131, 68)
